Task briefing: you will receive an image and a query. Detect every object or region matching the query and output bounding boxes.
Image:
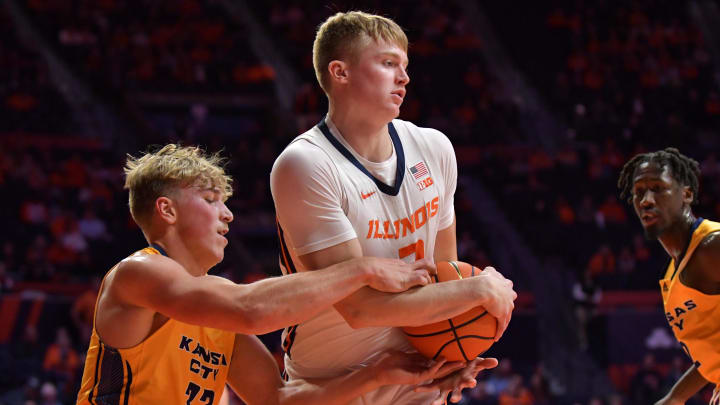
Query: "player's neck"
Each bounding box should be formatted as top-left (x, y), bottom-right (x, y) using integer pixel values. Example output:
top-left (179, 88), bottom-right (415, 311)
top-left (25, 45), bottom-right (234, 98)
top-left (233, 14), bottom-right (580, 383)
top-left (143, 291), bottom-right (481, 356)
top-left (327, 103), bottom-right (393, 163)
top-left (658, 211), bottom-right (697, 261)
top-left (150, 236), bottom-right (207, 277)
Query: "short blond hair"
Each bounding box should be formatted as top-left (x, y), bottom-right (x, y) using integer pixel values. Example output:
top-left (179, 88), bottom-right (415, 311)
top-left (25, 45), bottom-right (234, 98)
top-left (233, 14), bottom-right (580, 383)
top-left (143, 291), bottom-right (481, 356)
top-left (313, 11), bottom-right (408, 93)
top-left (124, 144), bottom-right (233, 228)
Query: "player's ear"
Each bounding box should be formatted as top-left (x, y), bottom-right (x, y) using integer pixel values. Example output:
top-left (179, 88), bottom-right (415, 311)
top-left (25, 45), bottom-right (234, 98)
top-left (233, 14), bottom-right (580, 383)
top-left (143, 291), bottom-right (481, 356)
top-left (328, 60), bottom-right (349, 84)
top-left (155, 196), bottom-right (178, 225)
top-left (683, 186), bottom-right (693, 205)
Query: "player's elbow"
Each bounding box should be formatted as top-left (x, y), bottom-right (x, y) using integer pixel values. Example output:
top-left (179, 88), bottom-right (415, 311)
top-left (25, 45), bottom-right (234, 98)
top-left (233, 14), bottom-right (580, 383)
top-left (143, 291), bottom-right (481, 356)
top-left (227, 300), bottom-right (272, 334)
top-left (232, 301), bottom-right (291, 335)
top-left (231, 311), bottom-right (262, 334)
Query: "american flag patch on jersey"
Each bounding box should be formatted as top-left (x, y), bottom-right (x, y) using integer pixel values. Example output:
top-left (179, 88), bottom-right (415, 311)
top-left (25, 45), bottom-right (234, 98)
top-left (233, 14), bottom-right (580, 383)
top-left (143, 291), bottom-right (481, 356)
top-left (409, 161), bottom-right (429, 179)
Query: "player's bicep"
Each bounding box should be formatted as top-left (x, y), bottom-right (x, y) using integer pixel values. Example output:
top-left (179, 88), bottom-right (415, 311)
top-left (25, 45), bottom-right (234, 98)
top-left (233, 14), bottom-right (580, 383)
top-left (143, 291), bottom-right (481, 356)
top-left (113, 258), bottom-right (253, 330)
top-left (434, 216), bottom-right (458, 263)
top-left (297, 238), bottom-right (363, 270)
top-left (434, 129), bottom-right (457, 230)
top-left (227, 334), bottom-right (283, 405)
top-left (271, 145), bottom-right (356, 256)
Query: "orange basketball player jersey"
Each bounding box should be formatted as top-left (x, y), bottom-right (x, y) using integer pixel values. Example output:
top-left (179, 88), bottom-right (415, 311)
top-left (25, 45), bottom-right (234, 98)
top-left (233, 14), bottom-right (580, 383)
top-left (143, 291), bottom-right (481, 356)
top-left (76, 246), bottom-right (236, 405)
top-left (660, 219), bottom-right (720, 384)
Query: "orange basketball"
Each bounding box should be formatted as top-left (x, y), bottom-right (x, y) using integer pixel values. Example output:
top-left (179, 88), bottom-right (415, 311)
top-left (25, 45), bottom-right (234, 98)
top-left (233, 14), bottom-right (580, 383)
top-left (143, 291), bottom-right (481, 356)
top-left (402, 261), bottom-right (497, 362)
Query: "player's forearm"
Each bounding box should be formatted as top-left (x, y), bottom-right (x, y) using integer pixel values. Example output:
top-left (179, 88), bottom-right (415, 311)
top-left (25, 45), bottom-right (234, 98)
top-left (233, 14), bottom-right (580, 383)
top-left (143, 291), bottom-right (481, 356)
top-left (338, 278), bottom-right (485, 328)
top-left (279, 368), bottom-right (380, 405)
top-left (662, 364), bottom-right (708, 403)
top-left (233, 260), bottom-right (370, 334)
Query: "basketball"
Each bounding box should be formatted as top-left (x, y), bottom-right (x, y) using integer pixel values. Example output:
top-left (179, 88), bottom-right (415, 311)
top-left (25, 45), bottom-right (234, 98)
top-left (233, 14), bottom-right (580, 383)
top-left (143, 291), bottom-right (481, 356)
top-left (402, 261), bottom-right (497, 362)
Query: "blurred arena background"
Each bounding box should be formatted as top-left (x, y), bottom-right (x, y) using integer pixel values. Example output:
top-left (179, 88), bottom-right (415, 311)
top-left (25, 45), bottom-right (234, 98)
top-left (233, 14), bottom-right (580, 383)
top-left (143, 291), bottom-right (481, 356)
top-left (2, 0), bottom-right (720, 403)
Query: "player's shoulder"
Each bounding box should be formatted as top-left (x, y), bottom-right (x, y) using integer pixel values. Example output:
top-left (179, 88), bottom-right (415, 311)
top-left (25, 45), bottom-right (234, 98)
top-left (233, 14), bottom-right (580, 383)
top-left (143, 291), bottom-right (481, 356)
top-left (393, 118), bottom-right (449, 139)
top-left (109, 250), bottom-right (181, 292)
top-left (393, 119), bottom-right (454, 152)
top-left (272, 128), bottom-right (336, 178)
top-left (696, 229), bottom-right (720, 259)
top-left (690, 227), bottom-right (720, 282)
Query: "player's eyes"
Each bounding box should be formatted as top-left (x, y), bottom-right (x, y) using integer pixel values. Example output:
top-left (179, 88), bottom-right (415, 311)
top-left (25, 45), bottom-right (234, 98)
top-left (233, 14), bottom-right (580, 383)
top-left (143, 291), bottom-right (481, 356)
top-left (650, 185), bottom-right (665, 193)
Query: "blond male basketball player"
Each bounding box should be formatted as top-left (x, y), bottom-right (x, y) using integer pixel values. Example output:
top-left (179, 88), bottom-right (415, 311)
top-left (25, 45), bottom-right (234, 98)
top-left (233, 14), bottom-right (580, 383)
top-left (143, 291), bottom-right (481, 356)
top-left (271, 11), bottom-right (516, 404)
top-left (618, 148), bottom-right (720, 405)
top-left (75, 144), bottom-right (471, 405)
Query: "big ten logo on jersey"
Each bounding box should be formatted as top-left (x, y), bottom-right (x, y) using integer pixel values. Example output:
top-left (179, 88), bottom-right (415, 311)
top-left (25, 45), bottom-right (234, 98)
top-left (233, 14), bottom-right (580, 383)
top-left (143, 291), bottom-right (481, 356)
top-left (366, 196), bottom-right (439, 240)
top-left (408, 161), bottom-right (434, 191)
top-left (179, 335), bottom-right (228, 381)
top-left (665, 300), bottom-right (697, 331)
top-left (417, 177), bottom-right (434, 191)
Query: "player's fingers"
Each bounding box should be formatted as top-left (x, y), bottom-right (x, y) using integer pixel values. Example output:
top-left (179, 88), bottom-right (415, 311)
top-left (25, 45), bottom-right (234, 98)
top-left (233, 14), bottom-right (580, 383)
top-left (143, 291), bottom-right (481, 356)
top-left (404, 271), bottom-right (428, 289)
top-left (414, 378), bottom-right (449, 393)
top-left (494, 316), bottom-right (509, 341)
top-left (435, 361), bottom-right (466, 378)
top-left (474, 357), bottom-right (499, 370)
top-left (430, 396), bottom-right (445, 405)
top-left (450, 379), bottom-right (477, 402)
top-left (426, 357), bottom-right (447, 374)
top-left (414, 384), bottom-right (438, 393)
top-left (413, 258), bottom-right (437, 275)
top-left (414, 357), bottom-right (446, 380)
top-left (430, 390), bottom-right (450, 405)
top-left (413, 269), bottom-right (432, 286)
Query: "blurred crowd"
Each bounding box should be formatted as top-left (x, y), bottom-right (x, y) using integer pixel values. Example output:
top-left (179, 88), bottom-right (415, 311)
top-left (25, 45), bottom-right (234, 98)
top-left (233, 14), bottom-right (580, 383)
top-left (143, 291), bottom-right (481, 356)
top-left (0, 7), bottom-right (72, 134)
top-left (2, 0), bottom-right (720, 404)
top-left (24, 0), bottom-right (275, 94)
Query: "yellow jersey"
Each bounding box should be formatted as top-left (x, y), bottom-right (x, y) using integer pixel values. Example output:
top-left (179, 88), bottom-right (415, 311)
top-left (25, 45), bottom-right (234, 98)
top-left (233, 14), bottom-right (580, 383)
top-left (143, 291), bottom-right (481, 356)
top-left (660, 219), bottom-right (720, 384)
top-left (76, 246), bottom-right (236, 405)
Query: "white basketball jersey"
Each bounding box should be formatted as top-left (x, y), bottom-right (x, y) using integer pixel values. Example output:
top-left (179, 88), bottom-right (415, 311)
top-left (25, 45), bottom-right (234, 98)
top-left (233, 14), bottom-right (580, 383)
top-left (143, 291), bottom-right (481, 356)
top-left (270, 116), bottom-right (457, 404)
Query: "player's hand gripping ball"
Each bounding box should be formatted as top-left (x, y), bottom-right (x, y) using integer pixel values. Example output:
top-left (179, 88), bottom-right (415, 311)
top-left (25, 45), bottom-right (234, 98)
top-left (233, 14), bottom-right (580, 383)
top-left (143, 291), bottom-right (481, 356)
top-left (402, 261), bottom-right (497, 362)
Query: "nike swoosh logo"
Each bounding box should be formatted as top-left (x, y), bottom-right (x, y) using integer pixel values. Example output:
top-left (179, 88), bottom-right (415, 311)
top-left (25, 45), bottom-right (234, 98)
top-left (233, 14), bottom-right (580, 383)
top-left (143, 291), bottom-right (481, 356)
top-left (361, 191), bottom-right (376, 199)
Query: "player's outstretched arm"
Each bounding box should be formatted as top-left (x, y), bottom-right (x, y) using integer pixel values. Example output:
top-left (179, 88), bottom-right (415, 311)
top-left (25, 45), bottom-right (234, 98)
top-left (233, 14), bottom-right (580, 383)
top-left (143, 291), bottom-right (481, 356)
top-left (111, 253), bottom-right (433, 335)
top-left (300, 239), bottom-right (516, 339)
top-left (655, 364), bottom-right (708, 405)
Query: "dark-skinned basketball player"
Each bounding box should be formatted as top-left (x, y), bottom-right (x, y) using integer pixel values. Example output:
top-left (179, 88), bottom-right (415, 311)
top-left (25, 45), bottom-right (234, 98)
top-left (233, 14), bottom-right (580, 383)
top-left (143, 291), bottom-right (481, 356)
top-left (618, 148), bottom-right (720, 405)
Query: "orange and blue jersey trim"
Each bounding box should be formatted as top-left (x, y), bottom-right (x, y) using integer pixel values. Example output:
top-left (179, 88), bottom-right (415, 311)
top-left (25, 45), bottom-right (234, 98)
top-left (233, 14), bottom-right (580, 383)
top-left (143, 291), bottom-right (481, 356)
top-left (149, 243), bottom-right (169, 257)
top-left (275, 219), bottom-right (297, 275)
top-left (275, 218), bottom-right (299, 360)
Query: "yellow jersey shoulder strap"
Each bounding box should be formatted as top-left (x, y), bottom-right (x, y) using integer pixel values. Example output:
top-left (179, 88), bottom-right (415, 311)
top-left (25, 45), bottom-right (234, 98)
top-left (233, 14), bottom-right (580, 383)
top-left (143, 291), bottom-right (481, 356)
top-left (664, 219), bottom-right (720, 280)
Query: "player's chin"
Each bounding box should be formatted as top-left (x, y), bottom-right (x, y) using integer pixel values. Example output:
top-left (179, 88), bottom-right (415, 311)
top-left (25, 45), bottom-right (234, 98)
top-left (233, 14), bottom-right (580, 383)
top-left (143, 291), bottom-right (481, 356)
top-left (643, 223), bottom-right (662, 240)
top-left (211, 250), bottom-right (225, 265)
top-left (386, 104), bottom-right (402, 119)
top-left (213, 240), bottom-right (227, 260)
